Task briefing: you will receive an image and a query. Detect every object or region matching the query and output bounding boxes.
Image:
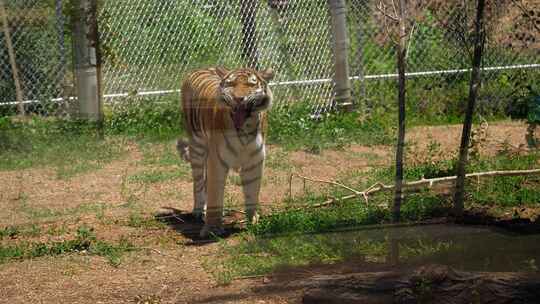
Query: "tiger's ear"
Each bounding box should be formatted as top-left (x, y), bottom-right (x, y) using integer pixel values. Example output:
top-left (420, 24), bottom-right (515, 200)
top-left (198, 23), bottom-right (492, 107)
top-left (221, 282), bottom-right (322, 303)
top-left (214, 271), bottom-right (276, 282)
top-left (214, 66), bottom-right (230, 79)
top-left (259, 68), bottom-right (274, 82)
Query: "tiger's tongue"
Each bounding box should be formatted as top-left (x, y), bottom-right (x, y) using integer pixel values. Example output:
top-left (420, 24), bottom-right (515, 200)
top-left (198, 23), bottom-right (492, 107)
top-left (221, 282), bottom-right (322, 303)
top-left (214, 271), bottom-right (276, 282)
top-left (232, 106), bottom-right (249, 129)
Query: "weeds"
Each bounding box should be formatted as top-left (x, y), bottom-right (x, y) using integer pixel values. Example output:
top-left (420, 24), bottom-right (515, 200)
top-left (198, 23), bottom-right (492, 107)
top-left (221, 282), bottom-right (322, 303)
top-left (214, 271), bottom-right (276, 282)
top-left (126, 213), bottom-right (166, 229)
top-left (251, 150), bottom-right (539, 237)
top-left (105, 97), bottom-right (183, 139)
top-left (210, 227), bottom-right (458, 281)
top-left (0, 225), bottom-right (136, 266)
top-left (17, 202), bottom-right (108, 221)
top-left (0, 117), bottom-right (125, 175)
top-left (267, 103), bottom-right (393, 152)
top-left (128, 169), bottom-right (185, 184)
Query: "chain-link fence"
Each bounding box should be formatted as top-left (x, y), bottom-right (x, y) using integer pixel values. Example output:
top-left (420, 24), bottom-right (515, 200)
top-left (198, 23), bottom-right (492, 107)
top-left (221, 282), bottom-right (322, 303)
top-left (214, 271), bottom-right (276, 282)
top-left (348, 0), bottom-right (540, 117)
top-left (0, 0), bottom-right (73, 116)
top-left (98, 0), bottom-right (336, 114)
top-left (1, 0), bottom-right (539, 117)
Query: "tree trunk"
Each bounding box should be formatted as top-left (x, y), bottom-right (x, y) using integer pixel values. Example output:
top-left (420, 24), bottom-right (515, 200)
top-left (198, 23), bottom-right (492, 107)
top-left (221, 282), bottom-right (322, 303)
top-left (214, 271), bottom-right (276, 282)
top-left (453, 0), bottom-right (486, 217)
top-left (393, 0), bottom-right (408, 223)
top-left (240, 0), bottom-right (259, 69)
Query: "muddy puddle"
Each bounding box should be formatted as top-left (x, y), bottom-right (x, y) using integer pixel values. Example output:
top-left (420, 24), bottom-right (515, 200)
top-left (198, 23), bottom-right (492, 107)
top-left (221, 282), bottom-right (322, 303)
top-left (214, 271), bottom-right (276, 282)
top-left (252, 224), bottom-right (540, 275)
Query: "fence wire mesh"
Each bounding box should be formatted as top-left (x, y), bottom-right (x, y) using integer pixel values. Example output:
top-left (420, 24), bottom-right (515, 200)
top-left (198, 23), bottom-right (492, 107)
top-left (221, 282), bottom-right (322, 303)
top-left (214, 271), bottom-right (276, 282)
top-left (348, 0), bottom-right (540, 116)
top-left (98, 0), bottom-right (336, 114)
top-left (0, 0), bottom-right (73, 116)
top-left (0, 0), bottom-right (539, 117)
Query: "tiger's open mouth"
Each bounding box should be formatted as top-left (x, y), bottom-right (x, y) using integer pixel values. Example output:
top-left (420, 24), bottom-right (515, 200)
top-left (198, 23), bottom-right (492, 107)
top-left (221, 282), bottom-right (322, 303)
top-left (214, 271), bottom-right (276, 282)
top-left (231, 103), bottom-right (253, 130)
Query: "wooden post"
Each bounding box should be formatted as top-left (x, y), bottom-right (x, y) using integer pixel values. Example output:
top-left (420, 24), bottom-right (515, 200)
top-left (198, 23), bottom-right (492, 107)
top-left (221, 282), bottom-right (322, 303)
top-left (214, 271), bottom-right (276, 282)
top-left (0, 0), bottom-right (25, 116)
top-left (71, 0), bottom-right (103, 123)
top-left (328, 0), bottom-right (352, 112)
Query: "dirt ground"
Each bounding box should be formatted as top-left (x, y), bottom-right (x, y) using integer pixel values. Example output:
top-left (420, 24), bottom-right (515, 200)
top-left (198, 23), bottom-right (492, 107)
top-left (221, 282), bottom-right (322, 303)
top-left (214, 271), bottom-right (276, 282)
top-left (0, 121), bottom-right (537, 304)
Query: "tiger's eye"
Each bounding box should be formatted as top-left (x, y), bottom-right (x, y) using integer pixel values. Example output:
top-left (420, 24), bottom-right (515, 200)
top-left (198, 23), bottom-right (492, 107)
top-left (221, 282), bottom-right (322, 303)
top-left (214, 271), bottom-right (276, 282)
top-left (248, 74), bottom-right (258, 85)
top-left (225, 74), bottom-right (236, 85)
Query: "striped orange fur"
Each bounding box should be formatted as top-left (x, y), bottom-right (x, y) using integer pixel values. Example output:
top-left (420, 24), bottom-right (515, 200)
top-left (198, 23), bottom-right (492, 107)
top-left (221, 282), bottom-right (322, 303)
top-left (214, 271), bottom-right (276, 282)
top-left (178, 66), bottom-right (274, 238)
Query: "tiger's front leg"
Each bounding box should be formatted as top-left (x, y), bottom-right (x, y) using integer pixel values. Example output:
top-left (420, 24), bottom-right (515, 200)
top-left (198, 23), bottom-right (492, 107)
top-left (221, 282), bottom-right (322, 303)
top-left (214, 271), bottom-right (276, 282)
top-left (189, 144), bottom-right (207, 221)
top-left (240, 152), bottom-right (265, 225)
top-left (200, 144), bottom-right (228, 238)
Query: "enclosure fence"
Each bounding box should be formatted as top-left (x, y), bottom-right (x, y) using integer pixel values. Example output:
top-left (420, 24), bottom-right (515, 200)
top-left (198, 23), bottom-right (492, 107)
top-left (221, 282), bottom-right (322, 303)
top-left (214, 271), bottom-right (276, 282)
top-left (1, 0), bottom-right (539, 117)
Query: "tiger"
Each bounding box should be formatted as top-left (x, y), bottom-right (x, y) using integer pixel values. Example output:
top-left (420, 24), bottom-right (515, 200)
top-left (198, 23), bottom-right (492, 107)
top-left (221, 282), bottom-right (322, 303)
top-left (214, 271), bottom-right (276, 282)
top-left (177, 66), bottom-right (274, 238)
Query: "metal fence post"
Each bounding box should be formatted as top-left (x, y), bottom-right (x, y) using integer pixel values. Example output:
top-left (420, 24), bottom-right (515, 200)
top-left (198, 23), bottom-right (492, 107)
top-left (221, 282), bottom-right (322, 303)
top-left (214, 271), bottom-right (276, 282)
top-left (328, 0), bottom-right (353, 112)
top-left (72, 0), bottom-right (102, 122)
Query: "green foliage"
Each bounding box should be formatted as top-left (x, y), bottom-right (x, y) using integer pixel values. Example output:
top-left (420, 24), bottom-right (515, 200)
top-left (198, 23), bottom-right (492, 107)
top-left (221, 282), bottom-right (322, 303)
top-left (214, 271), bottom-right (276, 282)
top-left (105, 97), bottom-right (183, 139)
top-left (0, 225), bottom-right (136, 266)
top-left (528, 96), bottom-right (540, 124)
top-left (126, 213), bottom-right (166, 229)
top-left (208, 231), bottom-right (389, 280)
top-left (90, 237), bottom-right (136, 267)
top-left (0, 117), bottom-right (124, 174)
top-left (465, 152), bottom-right (540, 207)
top-left (268, 103), bottom-right (393, 152)
top-left (127, 169), bottom-right (185, 184)
top-left (0, 226), bottom-right (20, 239)
top-left (251, 151), bottom-right (539, 236)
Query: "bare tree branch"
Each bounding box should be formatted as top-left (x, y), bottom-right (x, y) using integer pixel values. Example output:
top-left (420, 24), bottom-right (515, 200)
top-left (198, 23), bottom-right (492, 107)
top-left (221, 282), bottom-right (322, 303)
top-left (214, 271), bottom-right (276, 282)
top-left (294, 169), bottom-right (540, 210)
top-left (376, 1), bottom-right (399, 22)
top-left (289, 173), bottom-right (361, 198)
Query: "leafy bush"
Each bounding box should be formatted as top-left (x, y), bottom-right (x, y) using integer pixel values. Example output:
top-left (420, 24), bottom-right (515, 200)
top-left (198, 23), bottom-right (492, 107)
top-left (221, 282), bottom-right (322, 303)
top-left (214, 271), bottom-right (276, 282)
top-left (268, 102), bottom-right (393, 152)
top-left (105, 97), bottom-right (183, 139)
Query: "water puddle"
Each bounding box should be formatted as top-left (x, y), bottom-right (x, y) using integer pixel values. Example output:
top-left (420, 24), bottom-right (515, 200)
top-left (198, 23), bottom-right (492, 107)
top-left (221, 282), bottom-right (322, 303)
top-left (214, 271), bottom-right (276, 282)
top-left (245, 224), bottom-right (540, 275)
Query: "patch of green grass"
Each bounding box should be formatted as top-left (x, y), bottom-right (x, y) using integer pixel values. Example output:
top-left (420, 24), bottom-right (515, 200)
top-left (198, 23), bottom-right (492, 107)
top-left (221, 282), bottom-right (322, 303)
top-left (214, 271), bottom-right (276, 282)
top-left (0, 226), bottom-right (20, 239)
top-left (252, 194), bottom-right (449, 237)
top-left (0, 223), bottom-right (61, 239)
top-left (268, 103), bottom-right (394, 152)
top-left (209, 227), bottom-right (457, 281)
top-left (128, 169), bottom-right (186, 184)
top-left (126, 213), bottom-right (166, 229)
top-left (138, 141), bottom-right (188, 168)
top-left (252, 151), bottom-right (540, 236)
top-left (0, 117), bottom-right (125, 176)
top-left (55, 161), bottom-right (104, 180)
top-left (0, 225), bottom-right (136, 266)
top-left (91, 237), bottom-right (137, 267)
top-left (46, 224), bottom-right (69, 237)
top-left (265, 148), bottom-right (293, 171)
top-left (105, 97), bottom-right (183, 140)
top-left (228, 174), bottom-right (242, 187)
top-left (17, 202), bottom-right (108, 221)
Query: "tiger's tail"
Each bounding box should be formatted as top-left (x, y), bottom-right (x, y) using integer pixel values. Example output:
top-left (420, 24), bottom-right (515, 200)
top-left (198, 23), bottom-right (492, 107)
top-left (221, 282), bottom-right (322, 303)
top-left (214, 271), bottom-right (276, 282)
top-left (176, 138), bottom-right (191, 162)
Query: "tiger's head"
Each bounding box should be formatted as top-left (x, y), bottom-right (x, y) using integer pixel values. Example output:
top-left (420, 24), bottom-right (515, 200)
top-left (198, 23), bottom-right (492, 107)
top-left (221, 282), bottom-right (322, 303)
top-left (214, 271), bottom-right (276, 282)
top-left (217, 67), bottom-right (274, 130)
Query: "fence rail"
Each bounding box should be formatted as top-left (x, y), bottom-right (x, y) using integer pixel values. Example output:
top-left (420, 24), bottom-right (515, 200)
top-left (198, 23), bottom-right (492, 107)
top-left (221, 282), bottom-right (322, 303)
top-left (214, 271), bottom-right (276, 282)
top-left (1, 0), bottom-right (539, 117)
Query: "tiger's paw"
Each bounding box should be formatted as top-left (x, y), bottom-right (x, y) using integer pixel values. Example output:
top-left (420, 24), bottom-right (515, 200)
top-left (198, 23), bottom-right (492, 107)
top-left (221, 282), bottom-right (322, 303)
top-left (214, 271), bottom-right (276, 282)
top-left (247, 212), bottom-right (260, 225)
top-left (199, 224), bottom-right (226, 239)
top-left (192, 209), bottom-right (205, 223)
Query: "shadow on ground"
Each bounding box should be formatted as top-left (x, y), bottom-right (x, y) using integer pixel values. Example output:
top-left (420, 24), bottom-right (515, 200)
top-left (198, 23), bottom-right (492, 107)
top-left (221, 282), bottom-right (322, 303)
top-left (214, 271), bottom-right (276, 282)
top-left (155, 207), bottom-right (244, 245)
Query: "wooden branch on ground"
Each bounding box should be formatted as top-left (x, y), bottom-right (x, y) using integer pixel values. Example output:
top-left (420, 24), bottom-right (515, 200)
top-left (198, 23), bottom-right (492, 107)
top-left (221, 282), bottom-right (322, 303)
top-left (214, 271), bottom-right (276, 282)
top-left (291, 169), bottom-right (540, 209)
top-left (289, 173), bottom-right (361, 198)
